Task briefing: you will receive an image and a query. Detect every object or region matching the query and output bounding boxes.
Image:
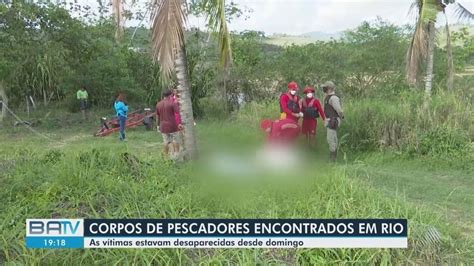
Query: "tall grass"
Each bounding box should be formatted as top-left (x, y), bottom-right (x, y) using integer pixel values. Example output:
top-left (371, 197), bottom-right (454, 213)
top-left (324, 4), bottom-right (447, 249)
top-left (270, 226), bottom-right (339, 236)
top-left (1, 121), bottom-right (473, 264)
top-left (341, 90), bottom-right (473, 167)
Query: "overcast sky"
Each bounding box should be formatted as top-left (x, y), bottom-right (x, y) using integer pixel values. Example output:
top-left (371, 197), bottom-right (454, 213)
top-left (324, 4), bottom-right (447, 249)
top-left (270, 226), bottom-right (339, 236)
top-left (73, 0), bottom-right (473, 35)
top-left (212, 0), bottom-right (474, 34)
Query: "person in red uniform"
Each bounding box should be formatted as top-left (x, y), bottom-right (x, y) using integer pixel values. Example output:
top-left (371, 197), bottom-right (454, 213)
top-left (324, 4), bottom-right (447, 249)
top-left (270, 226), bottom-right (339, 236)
top-left (279, 81), bottom-right (303, 122)
top-left (299, 86), bottom-right (326, 147)
top-left (260, 118), bottom-right (300, 144)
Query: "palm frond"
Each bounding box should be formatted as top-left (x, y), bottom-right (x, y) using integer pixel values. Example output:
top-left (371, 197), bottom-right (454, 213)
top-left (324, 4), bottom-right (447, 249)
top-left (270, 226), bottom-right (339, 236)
top-left (112, 0), bottom-right (124, 41)
top-left (408, 0), bottom-right (422, 17)
top-left (420, 0), bottom-right (440, 23)
top-left (203, 0), bottom-right (232, 72)
top-left (406, 19), bottom-right (428, 84)
top-left (455, 3), bottom-right (474, 21)
top-left (405, 0), bottom-right (441, 85)
top-left (151, 0), bottom-right (187, 80)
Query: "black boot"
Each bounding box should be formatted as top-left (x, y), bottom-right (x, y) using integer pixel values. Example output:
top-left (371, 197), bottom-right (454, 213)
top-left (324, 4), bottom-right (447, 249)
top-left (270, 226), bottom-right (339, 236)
top-left (330, 151), bottom-right (337, 162)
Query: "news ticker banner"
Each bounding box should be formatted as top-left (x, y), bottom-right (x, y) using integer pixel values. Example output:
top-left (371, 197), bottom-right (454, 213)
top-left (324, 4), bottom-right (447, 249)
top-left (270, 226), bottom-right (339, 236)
top-left (26, 219), bottom-right (407, 249)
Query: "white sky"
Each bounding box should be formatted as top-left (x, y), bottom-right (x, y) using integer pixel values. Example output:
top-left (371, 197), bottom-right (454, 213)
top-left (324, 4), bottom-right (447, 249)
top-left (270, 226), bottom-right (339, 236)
top-left (216, 0), bottom-right (474, 34)
top-left (70, 0), bottom-right (474, 34)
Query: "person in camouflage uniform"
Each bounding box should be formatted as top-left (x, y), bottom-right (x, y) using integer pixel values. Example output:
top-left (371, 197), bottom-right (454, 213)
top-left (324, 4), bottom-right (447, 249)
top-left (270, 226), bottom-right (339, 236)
top-left (322, 81), bottom-right (344, 162)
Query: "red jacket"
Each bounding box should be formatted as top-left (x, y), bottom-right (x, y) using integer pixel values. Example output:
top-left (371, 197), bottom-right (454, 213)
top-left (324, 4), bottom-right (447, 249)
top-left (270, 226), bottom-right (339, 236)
top-left (268, 118), bottom-right (300, 143)
top-left (300, 98), bottom-right (326, 121)
top-left (280, 93), bottom-right (300, 122)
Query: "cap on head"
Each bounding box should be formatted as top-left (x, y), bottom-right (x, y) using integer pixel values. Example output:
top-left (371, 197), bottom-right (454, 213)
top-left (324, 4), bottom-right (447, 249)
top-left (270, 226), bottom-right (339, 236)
top-left (303, 86), bottom-right (315, 94)
top-left (287, 81), bottom-right (298, 90)
top-left (322, 81), bottom-right (335, 90)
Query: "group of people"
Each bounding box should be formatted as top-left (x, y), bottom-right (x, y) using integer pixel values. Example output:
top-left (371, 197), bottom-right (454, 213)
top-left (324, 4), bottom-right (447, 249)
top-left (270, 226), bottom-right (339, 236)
top-left (78, 80), bottom-right (343, 161)
top-left (111, 89), bottom-right (183, 157)
top-left (260, 81), bottom-right (344, 162)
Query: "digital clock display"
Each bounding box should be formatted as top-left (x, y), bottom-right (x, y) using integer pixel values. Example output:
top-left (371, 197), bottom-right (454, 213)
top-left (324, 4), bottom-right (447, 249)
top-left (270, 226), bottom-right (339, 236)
top-left (44, 238), bottom-right (67, 247)
top-left (26, 236), bottom-right (84, 249)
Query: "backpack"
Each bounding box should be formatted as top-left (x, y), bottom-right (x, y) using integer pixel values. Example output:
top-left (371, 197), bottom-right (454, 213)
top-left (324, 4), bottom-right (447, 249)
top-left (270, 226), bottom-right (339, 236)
top-left (301, 98), bottom-right (319, 119)
top-left (280, 93), bottom-right (300, 113)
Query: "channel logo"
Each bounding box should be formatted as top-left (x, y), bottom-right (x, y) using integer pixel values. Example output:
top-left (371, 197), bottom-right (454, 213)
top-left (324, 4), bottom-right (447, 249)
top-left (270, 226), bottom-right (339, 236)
top-left (26, 219), bottom-right (83, 236)
top-left (26, 219), bottom-right (84, 248)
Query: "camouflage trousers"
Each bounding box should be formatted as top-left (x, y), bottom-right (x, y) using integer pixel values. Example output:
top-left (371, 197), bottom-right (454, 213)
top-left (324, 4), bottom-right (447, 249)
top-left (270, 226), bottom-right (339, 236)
top-left (326, 128), bottom-right (338, 152)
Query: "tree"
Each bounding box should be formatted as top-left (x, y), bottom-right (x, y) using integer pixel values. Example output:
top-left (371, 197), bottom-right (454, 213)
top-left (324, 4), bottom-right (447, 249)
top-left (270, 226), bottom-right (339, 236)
top-left (406, 0), bottom-right (473, 95)
top-left (149, 0), bottom-right (232, 160)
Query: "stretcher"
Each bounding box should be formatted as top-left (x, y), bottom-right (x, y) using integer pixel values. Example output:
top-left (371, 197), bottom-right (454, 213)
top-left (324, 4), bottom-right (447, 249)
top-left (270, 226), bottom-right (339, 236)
top-left (95, 109), bottom-right (154, 137)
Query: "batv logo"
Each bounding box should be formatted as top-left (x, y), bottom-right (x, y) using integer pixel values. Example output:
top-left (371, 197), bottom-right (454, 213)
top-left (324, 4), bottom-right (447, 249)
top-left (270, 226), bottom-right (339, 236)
top-left (26, 219), bottom-right (84, 237)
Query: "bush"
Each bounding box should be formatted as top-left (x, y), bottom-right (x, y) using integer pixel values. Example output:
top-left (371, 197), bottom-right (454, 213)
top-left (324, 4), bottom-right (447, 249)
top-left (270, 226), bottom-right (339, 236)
top-left (199, 96), bottom-right (229, 121)
top-left (340, 90), bottom-right (473, 164)
top-left (416, 126), bottom-right (471, 158)
top-left (64, 93), bottom-right (81, 113)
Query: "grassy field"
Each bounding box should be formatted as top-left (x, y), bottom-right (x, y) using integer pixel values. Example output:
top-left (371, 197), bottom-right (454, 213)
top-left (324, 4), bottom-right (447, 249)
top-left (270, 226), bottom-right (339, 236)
top-left (0, 107), bottom-right (473, 264)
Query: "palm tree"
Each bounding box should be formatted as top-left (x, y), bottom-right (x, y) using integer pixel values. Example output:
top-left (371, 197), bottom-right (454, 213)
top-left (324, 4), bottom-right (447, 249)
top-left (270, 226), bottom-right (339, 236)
top-left (406, 0), bottom-right (473, 96)
top-left (150, 0), bottom-right (231, 159)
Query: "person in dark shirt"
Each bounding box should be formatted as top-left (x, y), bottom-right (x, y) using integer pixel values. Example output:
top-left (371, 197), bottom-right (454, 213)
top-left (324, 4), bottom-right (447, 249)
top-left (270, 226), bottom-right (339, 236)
top-left (156, 90), bottom-right (183, 157)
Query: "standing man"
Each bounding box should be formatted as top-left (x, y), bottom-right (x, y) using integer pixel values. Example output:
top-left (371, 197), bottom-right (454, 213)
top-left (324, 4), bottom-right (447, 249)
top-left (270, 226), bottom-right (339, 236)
top-left (77, 86), bottom-right (88, 120)
top-left (300, 86), bottom-right (326, 148)
top-left (156, 90), bottom-right (183, 157)
top-left (279, 81), bottom-right (303, 122)
top-left (322, 81), bottom-right (344, 162)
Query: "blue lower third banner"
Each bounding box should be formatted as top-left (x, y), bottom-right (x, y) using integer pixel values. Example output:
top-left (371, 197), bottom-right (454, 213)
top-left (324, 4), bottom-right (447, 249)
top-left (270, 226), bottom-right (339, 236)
top-left (26, 219), bottom-right (408, 248)
top-left (25, 237), bottom-right (84, 249)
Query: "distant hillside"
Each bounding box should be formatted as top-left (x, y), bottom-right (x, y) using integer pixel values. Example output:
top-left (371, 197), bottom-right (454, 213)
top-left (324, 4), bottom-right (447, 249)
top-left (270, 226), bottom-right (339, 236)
top-left (265, 30), bottom-right (342, 46)
top-left (300, 31), bottom-right (343, 41)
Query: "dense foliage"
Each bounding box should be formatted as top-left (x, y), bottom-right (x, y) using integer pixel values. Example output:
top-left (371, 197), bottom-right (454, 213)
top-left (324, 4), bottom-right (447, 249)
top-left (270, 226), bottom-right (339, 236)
top-left (1, 2), bottom-right (472, 157)
top-left (0, 2), bottom-right (161, 110)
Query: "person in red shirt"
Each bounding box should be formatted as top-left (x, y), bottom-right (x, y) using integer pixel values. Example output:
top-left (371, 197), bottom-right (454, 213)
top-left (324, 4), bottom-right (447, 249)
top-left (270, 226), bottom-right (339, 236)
top-left (279, 81), bottom-right (303, 122)
top-left (260, 118), bottom-right (300, 144)
top-left (299, 86), bottom-right (326, 148)
top-left (156, 90), bottom-right (183, 157)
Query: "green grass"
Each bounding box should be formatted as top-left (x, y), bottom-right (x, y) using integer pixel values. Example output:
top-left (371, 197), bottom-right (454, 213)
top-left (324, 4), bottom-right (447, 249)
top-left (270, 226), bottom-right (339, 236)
top-left (349, 154), bottom-right (474, 237)
top-left (0, 108), bottom-right (473, 264)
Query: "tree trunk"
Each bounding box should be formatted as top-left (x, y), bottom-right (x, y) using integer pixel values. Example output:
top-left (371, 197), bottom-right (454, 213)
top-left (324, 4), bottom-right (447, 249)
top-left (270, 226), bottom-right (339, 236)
top-left (445, 13), bottom-right (454, 91)
top-left (223, 72), bottom-right (228, 113)
top-left (425, 22), bottom-right (436, 97)
top-left (175, 44), bottom-right (198, 160)
top-left (0, 83), bottom-right (8, 123)
top-left (424, 22), bottom-right (436, 97)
